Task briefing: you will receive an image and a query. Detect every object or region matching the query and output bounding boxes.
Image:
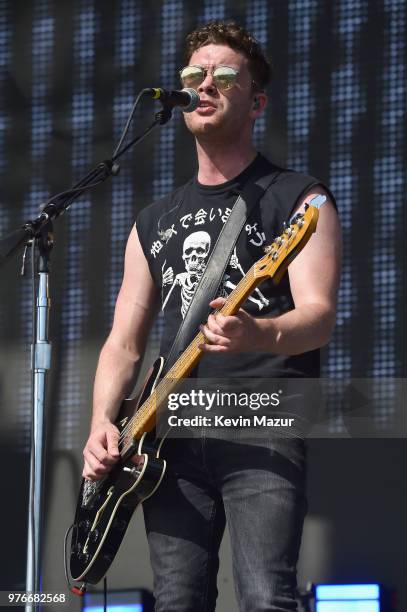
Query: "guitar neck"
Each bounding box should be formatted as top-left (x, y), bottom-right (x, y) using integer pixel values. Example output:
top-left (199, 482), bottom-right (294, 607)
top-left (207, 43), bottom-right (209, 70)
top-left (127, 264), bottom-right (262, 441)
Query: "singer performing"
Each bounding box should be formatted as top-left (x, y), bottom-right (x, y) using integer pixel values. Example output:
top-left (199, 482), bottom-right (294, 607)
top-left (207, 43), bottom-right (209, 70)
top-left (81, 20), bottom-right (341, 611)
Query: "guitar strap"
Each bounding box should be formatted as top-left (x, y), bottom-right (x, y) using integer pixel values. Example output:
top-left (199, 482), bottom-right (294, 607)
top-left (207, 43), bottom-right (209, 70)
top-left (162, 157), bottom-right (281, 374)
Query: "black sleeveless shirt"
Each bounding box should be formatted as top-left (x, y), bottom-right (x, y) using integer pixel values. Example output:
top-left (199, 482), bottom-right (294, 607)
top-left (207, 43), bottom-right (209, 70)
top-left (136, 154), bottom-right (334, 379)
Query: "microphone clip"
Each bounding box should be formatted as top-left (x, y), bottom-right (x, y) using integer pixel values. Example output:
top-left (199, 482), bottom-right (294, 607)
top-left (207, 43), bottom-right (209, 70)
top-left (155, 107), bottom-right (174, 125)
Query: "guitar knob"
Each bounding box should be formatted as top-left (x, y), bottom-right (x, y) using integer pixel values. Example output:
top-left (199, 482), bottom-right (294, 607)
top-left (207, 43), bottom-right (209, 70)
top-left (79, 552), bottom-right (90, 565)
top-left (113, 518), bottom-right (127, 531)
top-left (79, 519), bottom-right (91, 532)
top-left (88, 529), bottom-right (100, 543)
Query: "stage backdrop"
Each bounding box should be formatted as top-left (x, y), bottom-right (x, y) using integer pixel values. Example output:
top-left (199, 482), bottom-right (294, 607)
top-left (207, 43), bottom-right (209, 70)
top-left (0, 0), bottom-right (406, 605)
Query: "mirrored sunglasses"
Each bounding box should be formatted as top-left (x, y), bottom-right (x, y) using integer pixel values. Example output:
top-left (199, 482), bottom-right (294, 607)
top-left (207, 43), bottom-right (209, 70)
top-left (179, 65), bottom-right (239, 91)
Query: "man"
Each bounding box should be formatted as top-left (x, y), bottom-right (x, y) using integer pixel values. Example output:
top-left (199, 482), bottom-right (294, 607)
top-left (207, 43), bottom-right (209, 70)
top-left (83, 21), bottom-right (341, 611)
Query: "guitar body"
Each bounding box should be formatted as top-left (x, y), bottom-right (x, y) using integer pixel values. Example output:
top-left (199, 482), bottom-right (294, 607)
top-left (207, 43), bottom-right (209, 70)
top-left (70, 357), bottom-right (167, 584)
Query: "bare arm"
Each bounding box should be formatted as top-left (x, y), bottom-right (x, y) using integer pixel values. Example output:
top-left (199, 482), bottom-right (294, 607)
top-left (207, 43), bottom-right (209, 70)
top-left (258, 186), bottom-right (341, 353)
top-left (83, 224), bottom-right (159, 479)
top-left (200, 186), bottom-right (342, 354)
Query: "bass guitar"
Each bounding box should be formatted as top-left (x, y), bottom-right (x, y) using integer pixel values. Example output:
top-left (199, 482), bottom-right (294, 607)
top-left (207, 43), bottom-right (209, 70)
top-left (69, 196), bottom-right (323, 586)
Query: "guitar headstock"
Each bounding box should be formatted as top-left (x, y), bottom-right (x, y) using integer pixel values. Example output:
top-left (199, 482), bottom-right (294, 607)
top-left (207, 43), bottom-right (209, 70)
top-left (253, 199), bottom-right (322, 284)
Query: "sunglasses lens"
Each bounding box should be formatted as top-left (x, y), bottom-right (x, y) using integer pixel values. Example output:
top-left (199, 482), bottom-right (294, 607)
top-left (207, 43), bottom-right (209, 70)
top-left (213, 66), bottom-right (238, 90)
top-left (179, 65), bottom-right (239, 91)
top-left (180, 66), bottom-right (204, 88)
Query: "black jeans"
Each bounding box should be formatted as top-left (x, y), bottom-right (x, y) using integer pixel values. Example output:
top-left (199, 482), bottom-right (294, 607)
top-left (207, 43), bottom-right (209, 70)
top-left (142, 435), bottom-right (307, 612)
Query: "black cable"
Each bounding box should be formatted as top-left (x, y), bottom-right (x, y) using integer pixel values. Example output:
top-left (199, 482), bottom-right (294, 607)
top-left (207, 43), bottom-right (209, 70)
top-left (103, 577), bottom-right (107, 612)
top-left (63, 524), bottom-right (74, 591)
top-left (112, 117), bottom-right (160, 161)
top-left (112, 88), bottom-right (147, 159)
top-left (41, 177), bottom-right (107, 210)
top-left (64, 523), bottom-right (88, 599)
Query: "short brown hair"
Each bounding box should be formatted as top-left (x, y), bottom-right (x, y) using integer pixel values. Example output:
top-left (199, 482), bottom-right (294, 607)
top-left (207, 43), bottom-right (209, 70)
top-left (184, 20), bottom-right (272, 91)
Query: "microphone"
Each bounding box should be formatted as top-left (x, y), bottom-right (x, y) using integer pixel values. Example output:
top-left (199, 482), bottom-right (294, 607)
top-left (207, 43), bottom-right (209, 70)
top-left (145, 87), bottom-right (200, 112)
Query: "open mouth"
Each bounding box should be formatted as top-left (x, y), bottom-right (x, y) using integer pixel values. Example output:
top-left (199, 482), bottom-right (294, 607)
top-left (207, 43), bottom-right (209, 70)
top-left (198, 101), bottom-right (216, 109)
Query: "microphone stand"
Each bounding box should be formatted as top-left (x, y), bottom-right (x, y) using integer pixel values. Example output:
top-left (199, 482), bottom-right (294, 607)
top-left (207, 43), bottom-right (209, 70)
top-left (0, 98), bottom-right (174, 612)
